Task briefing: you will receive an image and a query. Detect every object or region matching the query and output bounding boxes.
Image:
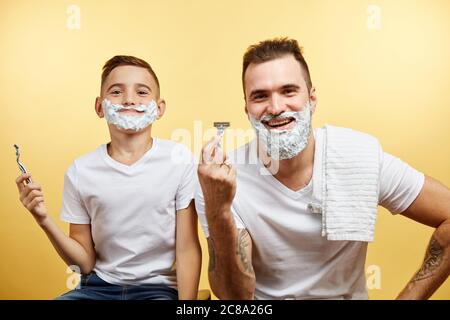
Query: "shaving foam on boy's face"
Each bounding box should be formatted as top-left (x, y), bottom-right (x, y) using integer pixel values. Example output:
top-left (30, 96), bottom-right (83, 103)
top-left (102, 98), bottom-right (158, 131)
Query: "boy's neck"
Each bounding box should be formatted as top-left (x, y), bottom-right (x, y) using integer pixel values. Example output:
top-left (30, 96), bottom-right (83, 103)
top-left (107, 127), bottom-right (154, 165)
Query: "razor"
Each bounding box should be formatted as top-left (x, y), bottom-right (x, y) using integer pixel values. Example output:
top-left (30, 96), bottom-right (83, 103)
top-left (213, 122), bottom-right (230, 137)
top-left (14, 144), bottom-right (32, 184)
top-left (213, 122), bottom-right (230, 149)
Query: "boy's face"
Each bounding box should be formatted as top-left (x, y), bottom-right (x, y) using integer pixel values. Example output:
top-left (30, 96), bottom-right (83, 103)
top-left (95, 65), bottom-right (165, 132)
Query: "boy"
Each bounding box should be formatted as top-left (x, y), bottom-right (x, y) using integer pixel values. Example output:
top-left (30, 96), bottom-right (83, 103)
top-left (16, 55), bottom-right (201, 300)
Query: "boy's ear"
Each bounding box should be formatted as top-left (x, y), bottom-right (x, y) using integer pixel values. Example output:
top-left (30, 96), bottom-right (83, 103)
top-left (156, 99), bottom-right (166, 119)
top-left (95, 97), bottom-right (104, 118)
top-left (309, 87), bottom-right (317, 114)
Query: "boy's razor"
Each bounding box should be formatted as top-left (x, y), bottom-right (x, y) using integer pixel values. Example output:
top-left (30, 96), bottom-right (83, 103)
top-left (14, 144), bottom-right (32, 184)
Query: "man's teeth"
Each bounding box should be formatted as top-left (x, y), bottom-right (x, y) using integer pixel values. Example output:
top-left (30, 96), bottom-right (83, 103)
top-left (266, 118), bottom-right (293, 127)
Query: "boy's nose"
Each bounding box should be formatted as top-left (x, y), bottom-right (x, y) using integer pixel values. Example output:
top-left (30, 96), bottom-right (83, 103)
top-left (123, 93), bottom-right (136, 106)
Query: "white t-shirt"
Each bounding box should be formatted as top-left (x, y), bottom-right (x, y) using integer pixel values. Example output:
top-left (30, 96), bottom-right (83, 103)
top-left (195, 128), bottom-right (424, 299)
top-left (60, 138), bottom-right (196, 287)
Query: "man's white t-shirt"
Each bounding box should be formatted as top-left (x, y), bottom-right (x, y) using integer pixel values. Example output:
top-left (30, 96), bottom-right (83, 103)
top-left (195, 128), bottom-right (425, 299)
top-left (60, 138), bottom-right (196, 287)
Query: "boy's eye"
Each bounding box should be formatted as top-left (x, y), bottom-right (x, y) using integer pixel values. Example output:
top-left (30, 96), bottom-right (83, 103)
top-left (138, 91), bottom-right (149, 95)
top-left (110, 90), bottom-right (121, 95)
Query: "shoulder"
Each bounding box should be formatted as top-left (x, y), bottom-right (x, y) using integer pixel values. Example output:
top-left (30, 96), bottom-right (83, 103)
top-left (323, 124), bottom-right (380, 144)
top-left (156, 138), bottom-right (192, 154)
top-left (68, 145), bottom-right (104, 176)
top-left (155, 138), bottom-right (195, 165)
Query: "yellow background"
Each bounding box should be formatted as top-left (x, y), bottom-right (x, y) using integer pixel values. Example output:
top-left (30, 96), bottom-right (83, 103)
top-left (1, 0), bottom-right (449, 299)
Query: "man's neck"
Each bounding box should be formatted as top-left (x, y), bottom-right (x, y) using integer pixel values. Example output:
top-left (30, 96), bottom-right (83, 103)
top-left (107, 126), bottom-right (154, 166)
top-left (262, 133), bottom-right (315, 191)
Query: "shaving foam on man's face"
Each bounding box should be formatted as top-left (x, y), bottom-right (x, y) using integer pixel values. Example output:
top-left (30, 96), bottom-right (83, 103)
top-left (102, 98), bottom-right (158, 131)
top-left (250, 101), bottom-right (312, 160)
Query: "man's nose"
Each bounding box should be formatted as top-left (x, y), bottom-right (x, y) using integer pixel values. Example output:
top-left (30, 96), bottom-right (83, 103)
top-left (266, 95), bottom-right (284, 116)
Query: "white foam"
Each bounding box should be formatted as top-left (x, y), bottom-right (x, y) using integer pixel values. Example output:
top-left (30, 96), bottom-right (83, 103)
top-left (250, 102), bottom-right (312, 160)
top-left (102, 98), bottom-right (158, 131)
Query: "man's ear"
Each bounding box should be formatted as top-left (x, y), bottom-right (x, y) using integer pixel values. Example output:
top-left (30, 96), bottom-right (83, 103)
top-left (95, 97), bottom-right (104, 118)
top-left (244, 94), bottom-right (250, 119)
top-left (309, 86), bottom-right (318, 114)
top-left (156, 99), bottom-right (166, 119)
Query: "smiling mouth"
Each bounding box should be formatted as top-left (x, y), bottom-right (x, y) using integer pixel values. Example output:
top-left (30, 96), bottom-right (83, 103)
top-left (262, 117), bottom-right (295, 129)
top-left (118, 109), bottom-right (144, 114)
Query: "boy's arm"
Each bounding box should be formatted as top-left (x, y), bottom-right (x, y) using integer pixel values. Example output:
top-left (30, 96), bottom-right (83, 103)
top-left (176, 201), bottom-right (202, 300)
top-left (16, 173), bottom-right (96, 274)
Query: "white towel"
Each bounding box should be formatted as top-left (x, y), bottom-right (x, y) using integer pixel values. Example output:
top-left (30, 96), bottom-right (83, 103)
top-left (318, 125), bottom-right (381, 242)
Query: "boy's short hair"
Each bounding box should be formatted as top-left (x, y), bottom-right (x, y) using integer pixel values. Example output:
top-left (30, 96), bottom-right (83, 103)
top-left (101, 55), bottom-right (160, 91)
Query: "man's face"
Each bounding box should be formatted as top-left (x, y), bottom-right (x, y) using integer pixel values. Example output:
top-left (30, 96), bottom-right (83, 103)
top-left (244, 55), bottom-right (315, 131)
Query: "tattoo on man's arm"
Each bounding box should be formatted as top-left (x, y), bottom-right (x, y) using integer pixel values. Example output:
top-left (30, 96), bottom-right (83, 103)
top-left (237, 229), bottom-right (254, 275)
top-left (412, 237), bottom-right (444, 282)
top-left (208, 238), bottom-right (216, 272)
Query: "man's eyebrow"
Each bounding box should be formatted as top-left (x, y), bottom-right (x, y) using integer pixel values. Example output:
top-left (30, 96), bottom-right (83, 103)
top-left (249, 89), bottom-right (268, 98)
top-left (106, 83), bottom-right (152, 92)
top-left (280, 84), bottom-right (300, 90)
top-left (249, 84), bottom-right (300, 98)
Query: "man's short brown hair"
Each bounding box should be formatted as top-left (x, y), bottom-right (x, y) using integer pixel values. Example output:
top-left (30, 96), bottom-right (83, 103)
top-left (101, 55), bottom-right (160, 92)
top-left (242, 37), bottom-right (312, 94)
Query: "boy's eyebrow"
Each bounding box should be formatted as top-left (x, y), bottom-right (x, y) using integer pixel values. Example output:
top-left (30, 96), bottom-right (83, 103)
top-left (106, 83), bottom-right (152, 92)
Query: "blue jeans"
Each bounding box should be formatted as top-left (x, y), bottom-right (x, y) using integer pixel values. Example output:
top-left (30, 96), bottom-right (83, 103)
top-left (55, 272), bottom-right (178, 300)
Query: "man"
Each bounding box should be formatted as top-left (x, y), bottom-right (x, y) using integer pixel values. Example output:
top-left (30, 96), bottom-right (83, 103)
top-left (196, 38), bottom-right (450, 300)
top-left (16, 55), bottom-right (201, 299)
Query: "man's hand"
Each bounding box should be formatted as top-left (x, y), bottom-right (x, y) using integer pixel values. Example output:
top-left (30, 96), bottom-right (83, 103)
top-left (16, 173), bottom-right (48, 224)
top-left (198, 137), bottom-right (255, 299)
top-left (198, 136), bottom-right (236, 215)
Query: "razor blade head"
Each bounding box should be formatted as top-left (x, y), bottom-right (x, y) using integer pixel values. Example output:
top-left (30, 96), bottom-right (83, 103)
top-left (213, 122), bottom-right (230, 128)
top-left (14, 144), bottom-right (20, 159)
top-left (213, 122), bottom-right (230, 136)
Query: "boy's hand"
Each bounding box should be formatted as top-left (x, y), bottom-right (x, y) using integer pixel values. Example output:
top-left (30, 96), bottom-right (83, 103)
top-left (16, 173), bottom-right (48, 223)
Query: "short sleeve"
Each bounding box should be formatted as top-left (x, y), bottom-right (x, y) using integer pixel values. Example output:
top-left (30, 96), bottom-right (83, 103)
top-left (378, 152), bottom-right (425, 214)
top-left (175, 149), bottom-right (196, 211)
top-left (194, 177), bottom-right (245, 238)
top-left (60, 163), bottom-right (91, 224)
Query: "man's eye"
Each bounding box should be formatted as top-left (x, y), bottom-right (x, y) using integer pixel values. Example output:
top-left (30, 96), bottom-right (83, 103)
top-left (110, 90), bottom-right (121, 95)
top-left (253, 95), bottom-right (266, 101)
top-left (138, 91), bottom-right (149, 95)
top-left (283, 89), bottom-right (296, 96)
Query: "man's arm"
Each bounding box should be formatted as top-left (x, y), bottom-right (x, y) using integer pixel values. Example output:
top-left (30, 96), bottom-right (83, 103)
top-left (207, 222), bottom-right (255, 300)
top-left (396, 175), bottom-right (450, 299)
top-left (198, 137), bottom-right (256, 300)
top-left (176, 201), bottom-right (202, 300)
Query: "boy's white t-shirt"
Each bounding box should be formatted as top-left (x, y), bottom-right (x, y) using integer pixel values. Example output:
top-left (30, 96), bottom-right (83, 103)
top-left (195, 128), bottom-right (425, 300)
top-left (60, 138), bottom-right (196, 287)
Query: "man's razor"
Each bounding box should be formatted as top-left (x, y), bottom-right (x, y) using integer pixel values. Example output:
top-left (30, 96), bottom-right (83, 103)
top-left (213, 122), bottom-right (230, 149)
top-left (14, 144), bottom-right (32, 184)
top-left (213, 122), bottom-right (230, 137)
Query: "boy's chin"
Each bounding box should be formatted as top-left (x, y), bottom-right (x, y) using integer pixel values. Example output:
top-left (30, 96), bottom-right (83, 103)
top-left (109, 124), bottom-right (152, 134)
